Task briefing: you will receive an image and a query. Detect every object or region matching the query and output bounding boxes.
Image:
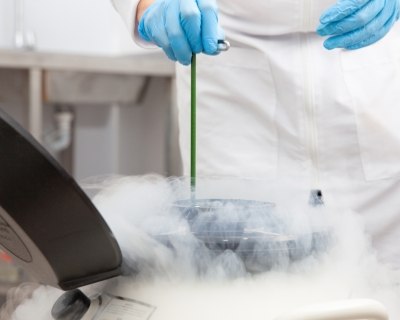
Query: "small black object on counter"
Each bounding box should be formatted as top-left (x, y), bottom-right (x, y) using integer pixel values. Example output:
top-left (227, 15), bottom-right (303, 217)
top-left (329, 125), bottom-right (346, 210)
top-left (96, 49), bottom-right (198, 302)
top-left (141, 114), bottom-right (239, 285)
top-left (51, 289), bottom-right (91, 320)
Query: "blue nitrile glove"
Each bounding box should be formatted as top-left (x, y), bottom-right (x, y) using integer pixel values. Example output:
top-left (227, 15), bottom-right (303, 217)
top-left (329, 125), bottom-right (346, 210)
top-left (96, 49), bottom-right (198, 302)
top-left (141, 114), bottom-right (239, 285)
top-left (138, 0), bottom-right (223, 65)
top-left (317, 0), bottom-right (400, 50)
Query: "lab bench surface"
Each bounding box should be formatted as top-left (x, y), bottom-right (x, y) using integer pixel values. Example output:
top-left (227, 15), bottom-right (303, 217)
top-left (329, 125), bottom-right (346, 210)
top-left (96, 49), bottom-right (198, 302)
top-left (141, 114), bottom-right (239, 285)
top-left (0, 49), bottom-right (175, 76)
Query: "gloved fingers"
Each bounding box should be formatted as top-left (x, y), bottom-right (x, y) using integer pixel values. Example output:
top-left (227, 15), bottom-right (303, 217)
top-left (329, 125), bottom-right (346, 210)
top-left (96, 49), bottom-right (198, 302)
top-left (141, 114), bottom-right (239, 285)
top-left (217, 23), bottom-right (225, 40)
top-left (147, 26), bottom-right (178, 62)
top-left (317, 0), bottom-right (384, 36)
top-left (205, 24), bottom-right (225, 56)
top-left (165, 0), bottom-right (193, 65)
top-left (320, 0), bottom-right (371, 24)
top-left (197, 0), bottom-right (219, 54)
top-left (180, 0), bottom-right (203, 54)
top-left (323, 0), bottom-right (395, 49)
top-left (138, 1), bottom-right (162, 43)
top-left (345, 9), bottom-right (398, 49)
top-left (138, 1), bottom-right (177, 61)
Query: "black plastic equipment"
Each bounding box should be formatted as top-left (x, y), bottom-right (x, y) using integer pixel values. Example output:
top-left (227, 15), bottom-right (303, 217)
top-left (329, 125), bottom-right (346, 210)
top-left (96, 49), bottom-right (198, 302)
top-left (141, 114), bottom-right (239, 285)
top-left (51, 289), bottom-right (91, 320)
top-left (0, 109), bottom-right (122, 290)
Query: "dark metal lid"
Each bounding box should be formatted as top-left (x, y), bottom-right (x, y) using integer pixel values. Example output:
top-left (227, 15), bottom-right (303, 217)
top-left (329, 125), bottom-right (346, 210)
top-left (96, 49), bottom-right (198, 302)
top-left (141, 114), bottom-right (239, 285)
top-left (0, 109), bottom-right (122, 290)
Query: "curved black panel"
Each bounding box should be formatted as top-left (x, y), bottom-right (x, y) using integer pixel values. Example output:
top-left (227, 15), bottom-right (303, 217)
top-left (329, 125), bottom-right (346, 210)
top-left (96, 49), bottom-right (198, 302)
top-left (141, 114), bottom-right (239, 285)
top-left (0, 109), bottom-right (122, 290)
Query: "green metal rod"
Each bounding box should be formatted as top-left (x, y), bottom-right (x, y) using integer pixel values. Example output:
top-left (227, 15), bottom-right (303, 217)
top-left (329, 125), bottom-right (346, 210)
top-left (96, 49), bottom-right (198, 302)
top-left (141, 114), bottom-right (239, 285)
top-left (190, 54), bottom-right (196, 203)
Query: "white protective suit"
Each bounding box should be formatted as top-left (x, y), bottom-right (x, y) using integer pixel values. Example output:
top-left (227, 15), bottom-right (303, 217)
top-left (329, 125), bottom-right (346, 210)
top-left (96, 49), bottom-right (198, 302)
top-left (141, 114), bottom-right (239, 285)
top-left (111, 0), bottom-right (400, 270)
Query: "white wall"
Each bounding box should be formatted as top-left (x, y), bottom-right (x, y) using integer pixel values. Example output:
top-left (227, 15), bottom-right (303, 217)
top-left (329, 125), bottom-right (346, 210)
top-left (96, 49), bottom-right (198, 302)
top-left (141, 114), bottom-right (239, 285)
top-left (0, 1), bottom-right (14, 48)
top-left (0, 0), bottom-right (148, 55)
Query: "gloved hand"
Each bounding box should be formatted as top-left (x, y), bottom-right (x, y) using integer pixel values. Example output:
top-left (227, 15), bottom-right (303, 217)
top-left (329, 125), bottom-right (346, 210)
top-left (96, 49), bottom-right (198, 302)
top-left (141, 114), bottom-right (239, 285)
top-left (317, 0), bottom-right (400, 50)
top-left (138, 0), bottom-right (223, 65)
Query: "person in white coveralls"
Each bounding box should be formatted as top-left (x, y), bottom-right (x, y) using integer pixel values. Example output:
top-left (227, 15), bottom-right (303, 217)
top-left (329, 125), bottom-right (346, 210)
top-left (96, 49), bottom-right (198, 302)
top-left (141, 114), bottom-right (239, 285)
top-left (110, 0), bottom-right (400, 271)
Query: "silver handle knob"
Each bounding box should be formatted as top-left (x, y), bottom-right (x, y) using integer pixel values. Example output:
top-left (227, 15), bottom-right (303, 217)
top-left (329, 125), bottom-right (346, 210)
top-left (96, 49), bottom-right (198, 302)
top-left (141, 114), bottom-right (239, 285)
top-left (217, 39), bottom-right (230, 52)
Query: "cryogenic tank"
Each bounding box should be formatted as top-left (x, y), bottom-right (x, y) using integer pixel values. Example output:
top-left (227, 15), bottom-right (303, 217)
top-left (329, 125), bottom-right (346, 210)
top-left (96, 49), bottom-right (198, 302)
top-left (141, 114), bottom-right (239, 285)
top-left (0, 105), bottom-right (390, 320)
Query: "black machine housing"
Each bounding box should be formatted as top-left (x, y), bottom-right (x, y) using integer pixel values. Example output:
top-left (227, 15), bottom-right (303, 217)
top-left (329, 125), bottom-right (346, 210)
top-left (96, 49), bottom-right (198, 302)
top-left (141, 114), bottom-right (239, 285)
top-left (0, 109), bottom-right (122, 290)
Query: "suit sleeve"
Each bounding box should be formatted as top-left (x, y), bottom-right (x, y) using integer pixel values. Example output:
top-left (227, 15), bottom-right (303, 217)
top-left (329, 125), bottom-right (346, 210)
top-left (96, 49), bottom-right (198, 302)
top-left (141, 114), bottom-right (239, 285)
top-left (109, 0), bottom-right (157, 48)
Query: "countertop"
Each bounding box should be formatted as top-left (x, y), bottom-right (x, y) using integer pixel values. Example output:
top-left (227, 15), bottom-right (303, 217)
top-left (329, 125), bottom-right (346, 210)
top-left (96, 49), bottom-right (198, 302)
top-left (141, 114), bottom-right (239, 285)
top-left (0, 49), bottom-right (176, 76)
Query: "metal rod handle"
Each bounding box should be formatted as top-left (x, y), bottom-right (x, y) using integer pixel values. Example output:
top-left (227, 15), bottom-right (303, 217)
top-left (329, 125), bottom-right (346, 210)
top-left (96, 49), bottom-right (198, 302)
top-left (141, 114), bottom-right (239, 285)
top-left (190, 39), bottom-right (230, 204)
